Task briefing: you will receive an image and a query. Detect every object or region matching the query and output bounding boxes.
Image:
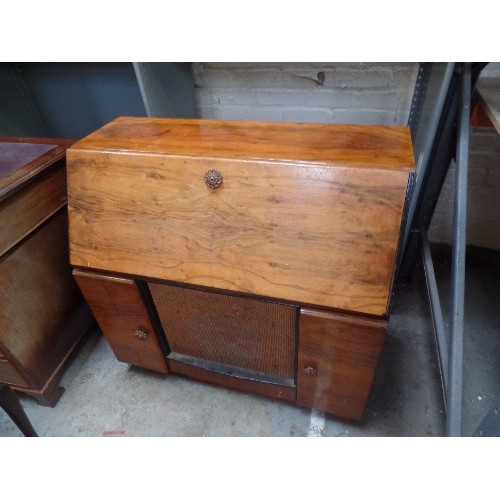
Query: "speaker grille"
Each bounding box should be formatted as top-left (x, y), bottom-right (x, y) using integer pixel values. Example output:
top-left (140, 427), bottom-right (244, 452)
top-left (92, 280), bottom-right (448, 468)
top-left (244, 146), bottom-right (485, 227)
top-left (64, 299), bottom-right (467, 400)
top-left (148, 283), bottom-right (296, 382)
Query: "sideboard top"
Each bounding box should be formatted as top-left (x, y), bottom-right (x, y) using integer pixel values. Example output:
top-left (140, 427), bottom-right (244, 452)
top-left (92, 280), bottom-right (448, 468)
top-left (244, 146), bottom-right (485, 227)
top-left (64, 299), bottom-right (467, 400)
top-left (71, 117), bottom-right (415, 171)
top-left (0, 137), bottom-right (74, 202)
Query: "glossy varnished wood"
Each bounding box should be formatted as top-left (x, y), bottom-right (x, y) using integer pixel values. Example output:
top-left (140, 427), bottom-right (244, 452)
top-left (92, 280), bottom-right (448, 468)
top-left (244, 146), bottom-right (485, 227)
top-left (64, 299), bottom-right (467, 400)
top-left (67, 118), bottom-right (414, 418)
top-left (0, 136), bottom-right (73, 202)
top-left (0, 160), bottom-right (67, 256)
top-left (72, 116), bottom-right (415, 170)
top-left (67, 118), bottom-right (414, 315)
top-left (297, 308), bottom-right (387, 420)
top-left (0, 210), bottom-right (92, 406)
top-left (73, 270), bottom-right (169, 374)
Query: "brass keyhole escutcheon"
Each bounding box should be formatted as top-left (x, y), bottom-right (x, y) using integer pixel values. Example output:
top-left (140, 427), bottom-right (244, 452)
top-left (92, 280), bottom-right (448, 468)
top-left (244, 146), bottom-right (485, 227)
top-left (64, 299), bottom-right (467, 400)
top-left (204, 169), bottom-right (223, 189)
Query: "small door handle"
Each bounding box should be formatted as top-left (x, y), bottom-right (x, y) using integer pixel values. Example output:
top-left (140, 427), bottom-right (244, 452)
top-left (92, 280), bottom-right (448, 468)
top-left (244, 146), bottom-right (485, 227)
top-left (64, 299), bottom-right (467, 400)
top-left (302, 366), bottom-right (318, 376)
top-left (134, 329), bottom-right (149, 341)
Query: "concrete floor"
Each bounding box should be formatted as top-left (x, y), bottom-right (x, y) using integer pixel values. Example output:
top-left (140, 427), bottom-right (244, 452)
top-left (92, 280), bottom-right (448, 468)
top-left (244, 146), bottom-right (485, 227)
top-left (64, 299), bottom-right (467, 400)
top-left (1, 244), bottom-right (499, 437)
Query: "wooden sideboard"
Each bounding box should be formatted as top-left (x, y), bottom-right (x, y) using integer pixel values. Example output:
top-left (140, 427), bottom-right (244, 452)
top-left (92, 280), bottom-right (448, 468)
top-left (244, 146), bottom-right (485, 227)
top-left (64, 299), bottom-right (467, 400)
top-left (0, 137), bottom-right (94, 406)
top-left (67, 117), bottom-right (415, 420)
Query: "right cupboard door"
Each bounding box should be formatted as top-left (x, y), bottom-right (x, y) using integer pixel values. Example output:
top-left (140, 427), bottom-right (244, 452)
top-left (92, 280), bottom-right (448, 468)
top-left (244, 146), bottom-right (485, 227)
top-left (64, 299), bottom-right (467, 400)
top-left (297, 308), bottom-right (387, 420)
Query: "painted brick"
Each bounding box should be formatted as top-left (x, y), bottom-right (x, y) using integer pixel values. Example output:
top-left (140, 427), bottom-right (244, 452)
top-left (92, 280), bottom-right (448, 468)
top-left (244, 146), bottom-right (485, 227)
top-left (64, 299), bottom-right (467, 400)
top-left (231, 70), bottom-right (282, 88)
top-left (199, 104), bottom-right (284, 122)
top-left (193, 62), bottom-right (417, 126)
top-left (328, 68), bottom-right (395, 89)
top-left (195, 70), bottom-right (234, 89)
top-left (281, 107), bottom-right (396, 125)
top-left (212, 90), bottom-right (258, 106)
top-left (280, 107), bottom-right (335, 124)
top-left (195, 88), bottom-right (211, 106)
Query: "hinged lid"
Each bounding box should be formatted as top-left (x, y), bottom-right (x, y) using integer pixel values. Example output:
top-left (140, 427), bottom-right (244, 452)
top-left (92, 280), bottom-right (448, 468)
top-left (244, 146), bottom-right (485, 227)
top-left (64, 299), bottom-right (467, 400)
top-left (68, 118), bottom-right (415, 316)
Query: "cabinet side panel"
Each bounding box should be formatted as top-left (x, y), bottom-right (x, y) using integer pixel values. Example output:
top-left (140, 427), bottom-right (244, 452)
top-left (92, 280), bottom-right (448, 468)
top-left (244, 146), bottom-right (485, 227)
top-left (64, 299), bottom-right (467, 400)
top-left (0, 162), bottom-right (67, 256)
top-left (73, 270), bottom-right (168, 374)
top-left (297, 308), bottom-right (387, 420)
top-left (0, 211), bottom-right (84, 386)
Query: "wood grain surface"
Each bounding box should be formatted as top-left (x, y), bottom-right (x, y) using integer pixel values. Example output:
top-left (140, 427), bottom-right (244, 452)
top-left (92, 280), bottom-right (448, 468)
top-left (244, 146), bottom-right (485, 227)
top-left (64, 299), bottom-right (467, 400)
top-left (73, 116), bottom-right (415, 170)
top-left (0, 136), bottom-right (73, 202)
top-left (0, 211), bottom-right (85, 386)
top-left (296, 308), bottom-right (387, 420)
top-left (73, 270), bottom-right (169, 374)
top-left (0, 161), bottom-right (67, 257)
top-left (68, 149), bottom-right (411, 315)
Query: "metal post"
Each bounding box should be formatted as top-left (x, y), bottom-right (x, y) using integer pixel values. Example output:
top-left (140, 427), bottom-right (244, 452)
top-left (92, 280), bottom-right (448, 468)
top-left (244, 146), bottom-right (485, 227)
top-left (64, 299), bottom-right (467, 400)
top-left (446, 63), bottom-right (471, 437)
top-left (420, 230), bottom-right (448, 401)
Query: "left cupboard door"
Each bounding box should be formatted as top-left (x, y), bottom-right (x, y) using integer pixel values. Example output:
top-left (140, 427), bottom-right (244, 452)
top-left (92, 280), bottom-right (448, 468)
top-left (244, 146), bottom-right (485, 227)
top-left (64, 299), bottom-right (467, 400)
top-left (73, 270), bottom-right (168, 373)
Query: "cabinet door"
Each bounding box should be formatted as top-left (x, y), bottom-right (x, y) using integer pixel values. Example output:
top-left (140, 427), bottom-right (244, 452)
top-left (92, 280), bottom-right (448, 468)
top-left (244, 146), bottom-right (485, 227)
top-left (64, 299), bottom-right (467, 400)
top-left (73, 270), bottom-right (168, 373)
top-left (297, 308), bottom-right (386, 420)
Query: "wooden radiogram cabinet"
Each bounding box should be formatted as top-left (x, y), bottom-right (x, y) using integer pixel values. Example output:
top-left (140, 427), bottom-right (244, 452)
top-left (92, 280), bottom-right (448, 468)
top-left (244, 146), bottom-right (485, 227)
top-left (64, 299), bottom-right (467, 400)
top-left (67, 117), bottom-right (415, 420)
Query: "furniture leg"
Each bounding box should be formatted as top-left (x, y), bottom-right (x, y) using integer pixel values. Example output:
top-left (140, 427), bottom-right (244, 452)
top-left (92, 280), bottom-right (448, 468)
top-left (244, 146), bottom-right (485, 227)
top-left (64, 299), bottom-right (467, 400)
top-left (0, 384), bottom-right (38, 437)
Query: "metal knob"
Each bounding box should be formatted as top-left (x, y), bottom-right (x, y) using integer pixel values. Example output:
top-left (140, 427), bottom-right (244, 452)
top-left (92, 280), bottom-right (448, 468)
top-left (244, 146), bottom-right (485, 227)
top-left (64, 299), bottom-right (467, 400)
top-left (302, 366), bottom-right (318, 376)
top-left (204, 169), bottom-right (223, 189)
top-left (134, 330), bottom-right (149, 341)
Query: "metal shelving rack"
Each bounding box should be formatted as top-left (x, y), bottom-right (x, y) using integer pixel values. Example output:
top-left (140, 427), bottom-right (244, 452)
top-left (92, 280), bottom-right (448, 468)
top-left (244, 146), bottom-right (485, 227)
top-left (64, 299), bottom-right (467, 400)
top-left (400, 62), bottom-right (490, 436)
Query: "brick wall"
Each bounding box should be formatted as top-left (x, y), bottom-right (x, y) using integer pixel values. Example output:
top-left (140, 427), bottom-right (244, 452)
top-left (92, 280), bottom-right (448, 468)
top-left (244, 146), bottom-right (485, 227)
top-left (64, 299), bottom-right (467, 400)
top-left (192, 62), bottom-right (418, 125)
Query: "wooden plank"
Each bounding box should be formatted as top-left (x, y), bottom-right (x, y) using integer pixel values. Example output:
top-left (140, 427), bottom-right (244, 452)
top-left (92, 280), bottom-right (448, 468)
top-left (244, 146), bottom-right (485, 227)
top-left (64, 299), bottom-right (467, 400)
top-left (297, 308), bottom-right (387, 420)
top-left (0, 163), bottom-right (67, 257)
top-left (476, 77), bottom-right (500, 135)
top-left (73, 270), bottom-right (169, 374)
top-left (68, 150), bottom-right (411, 316)
top-left (72, 116), bottom-right (415, 172)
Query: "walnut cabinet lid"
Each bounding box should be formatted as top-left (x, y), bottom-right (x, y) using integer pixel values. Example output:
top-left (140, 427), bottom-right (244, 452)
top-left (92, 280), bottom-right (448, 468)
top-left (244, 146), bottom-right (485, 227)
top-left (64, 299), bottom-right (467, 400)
top-left (70, 116), bottom-right (415, 171)
top-left (67, 117), bottom-right (415, 317)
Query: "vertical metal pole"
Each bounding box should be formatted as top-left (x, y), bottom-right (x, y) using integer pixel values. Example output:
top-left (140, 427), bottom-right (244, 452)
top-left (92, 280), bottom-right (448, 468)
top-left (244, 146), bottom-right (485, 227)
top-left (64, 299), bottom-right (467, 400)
top-left (420, 230), bottom-right (448, 400)
top-left (447, 63), bottom-right (471, 437)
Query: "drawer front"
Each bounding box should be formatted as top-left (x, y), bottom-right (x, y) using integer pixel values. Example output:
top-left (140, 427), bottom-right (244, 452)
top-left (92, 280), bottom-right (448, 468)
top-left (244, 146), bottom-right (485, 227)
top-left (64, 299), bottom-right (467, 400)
top-left (0, 163), bottom-right (67, 257)
top-left (68, 150), bottom-right (410, 316)
top-left (0, 358), bottom-right (28, 387)
top-left (297, 308), bottom-right (387, 420)
top-left (73, 270), bottom-right (168, 373)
